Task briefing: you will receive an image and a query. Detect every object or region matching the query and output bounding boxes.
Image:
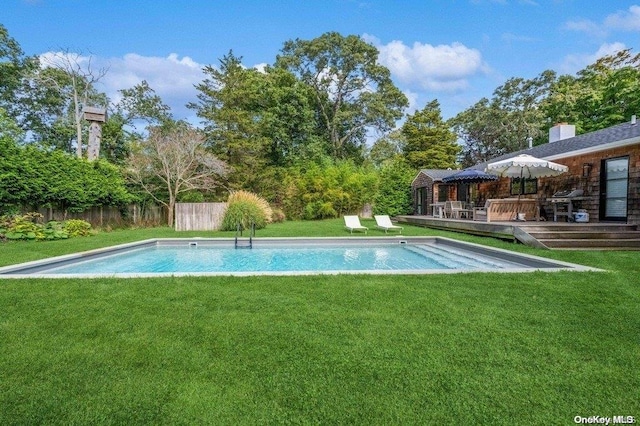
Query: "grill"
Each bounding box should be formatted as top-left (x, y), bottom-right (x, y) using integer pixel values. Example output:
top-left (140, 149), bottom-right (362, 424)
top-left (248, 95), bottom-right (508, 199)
top-left (550, 189), bottom-right (585, 222)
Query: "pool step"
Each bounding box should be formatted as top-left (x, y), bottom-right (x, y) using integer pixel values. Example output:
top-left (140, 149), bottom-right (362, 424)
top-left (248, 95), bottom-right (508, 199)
top-left (519, 224), bottom-right (640, 249)
top-left (234, 237), bottom-right (253, 249)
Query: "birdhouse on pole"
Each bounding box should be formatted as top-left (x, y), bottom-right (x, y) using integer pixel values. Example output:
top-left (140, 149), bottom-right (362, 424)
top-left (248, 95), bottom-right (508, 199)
top-left (83, 106), bottom-right (106, 161)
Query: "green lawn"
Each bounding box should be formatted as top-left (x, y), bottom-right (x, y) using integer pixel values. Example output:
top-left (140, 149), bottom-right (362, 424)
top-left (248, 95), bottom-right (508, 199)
top-left (1, 219), bottom-right (638, 424)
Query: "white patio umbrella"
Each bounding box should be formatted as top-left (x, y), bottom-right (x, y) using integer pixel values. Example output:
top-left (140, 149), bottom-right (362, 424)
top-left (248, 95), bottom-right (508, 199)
top-left (485, 154), bottom-right (569, 220)
top-left (485, 154), bottom-right (569, 180)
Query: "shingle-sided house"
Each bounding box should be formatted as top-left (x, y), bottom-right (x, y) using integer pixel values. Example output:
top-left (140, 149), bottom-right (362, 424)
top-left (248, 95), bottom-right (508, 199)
top-left (411, 117), bottom-right (640, 224)
top-left (411, 169), bottom-right (457, 215)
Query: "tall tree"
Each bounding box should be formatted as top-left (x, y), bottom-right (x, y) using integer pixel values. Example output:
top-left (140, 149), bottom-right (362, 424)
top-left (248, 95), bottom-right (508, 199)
top-left (450, 97), bottom-right (511, 166)
top-left (0, 24), bottom-right (38, 139)
top-left (103, 80), bottom-right (175, 165)
top-left (401, 100), bottom-right (459, 169)
top-left (492, 70), bottom-right (555, 147)
top-left (542, 49), bottom-right (640, 133)
top-left (36, 50), bottom-right (108, 157)
top-left (372, 156), bottom-right (414, 217)
top-left (191, 51), bottom-right (271, 192)
top-left (191, 52), bottom-right (322, 195)
top-left (116, 80), bottom-right (173, 127)
top-left (276, 32), bottom-right (408, 160)
top-left (450, 71), bottom-right (556, 166)
top-left (368, 129), bottom-right (404, 169)
top-left (126, 122), bottom-right (228, 226)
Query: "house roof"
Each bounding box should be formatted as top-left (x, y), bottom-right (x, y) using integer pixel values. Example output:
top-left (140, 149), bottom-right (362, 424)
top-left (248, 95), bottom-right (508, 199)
top-left (471, 119), bottom-right (640, 170)
top-left (412, 118), bottom-right (640, 184)
top-left (412, 169), bottom-right (457, 185)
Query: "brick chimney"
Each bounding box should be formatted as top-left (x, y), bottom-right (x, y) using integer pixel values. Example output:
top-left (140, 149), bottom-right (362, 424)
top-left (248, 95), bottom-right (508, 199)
top-left (549, 123), bottom-right (575, 143)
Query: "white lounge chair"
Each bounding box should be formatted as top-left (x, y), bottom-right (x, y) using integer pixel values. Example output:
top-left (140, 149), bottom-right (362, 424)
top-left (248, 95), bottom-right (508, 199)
top-left (374, 215), bottom-right (403, 233)
top-left (344, 215), bottom-right (368, 234)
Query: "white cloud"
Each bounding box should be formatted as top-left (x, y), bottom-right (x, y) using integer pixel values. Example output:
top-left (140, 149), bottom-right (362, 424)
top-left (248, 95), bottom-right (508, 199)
top-left (364, 35), bottom-right (488, 92)
top-left (604, 5), bottom-right (640, 31)
top-left (563, 19), bottom-right (607, 38)
top-left (40, 51), bottom-right (206, 121)
top-left (402, 89), bottom-right (420, 113)
top-left (565, 5), bottom-right (640, 37)
top-left (254, 63), bottom-right (269, 73)
top-left (99, 53), bottom-right (205, 120)
top-left (559, 42), bottom-right (627, 74)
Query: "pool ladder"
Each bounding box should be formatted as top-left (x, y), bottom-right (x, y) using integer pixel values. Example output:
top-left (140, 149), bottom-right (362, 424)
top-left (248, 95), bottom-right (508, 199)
top-left (235, 223), bottom-right (255, 249)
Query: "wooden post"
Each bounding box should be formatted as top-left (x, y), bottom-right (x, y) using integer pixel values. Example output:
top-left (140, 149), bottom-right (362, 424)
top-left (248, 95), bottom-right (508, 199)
top-left (83, 106), bottom-right (106, 161)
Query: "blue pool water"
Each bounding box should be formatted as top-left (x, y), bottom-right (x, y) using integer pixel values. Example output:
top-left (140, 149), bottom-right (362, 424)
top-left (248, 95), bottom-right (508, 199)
top-left (42, 243), bottom-right (517, 274)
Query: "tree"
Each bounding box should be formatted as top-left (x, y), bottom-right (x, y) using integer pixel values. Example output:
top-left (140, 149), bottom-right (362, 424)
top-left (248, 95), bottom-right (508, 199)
top-left (372, 156), bottom-right (414, 217)
top-left (103, 80), bottom-right (175, 165)
top-left (191, 52), bottom-right (323, 196)
top-left (37, 50), bottom-right (108, 157)
top-left (0, 24), bottom-right (39, 131)
top-left (368, 130), bottom-right (404, 169)
top-left (452, 51), bottom-right (640, 168)
top-left (450, 97), bottom-right (508, 166)
top-left (1, 140), bottom-right (131, 214)
top-left (450, 71), bottom-right (556, 166)
top-left (191, 52), bottom-right (271, 192)
top-left (116, 80), bottom-right (173, 127)
top-left (492, 70), bottom-right (555, 147)
top-left (282, 160), bottom-right (378, 220)
top-left (542, 49), bottom-right (640, 133)
top-left (276, 32), bottom-right (408, 160)
top-left (0, 106), bottom-right (23, 141)
top-left (126, 122), bottom-right (228, 226)
top-left (401, 100), bottom-right (459, 169)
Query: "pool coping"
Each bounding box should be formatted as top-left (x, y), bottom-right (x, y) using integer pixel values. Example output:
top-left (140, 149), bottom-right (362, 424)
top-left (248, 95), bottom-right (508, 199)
top-left (0, 236), bottom-right (603, 278)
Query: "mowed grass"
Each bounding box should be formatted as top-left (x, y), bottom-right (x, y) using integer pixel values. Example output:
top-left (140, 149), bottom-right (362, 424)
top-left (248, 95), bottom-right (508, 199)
top-left (1, 219), bottom-right (638, 424)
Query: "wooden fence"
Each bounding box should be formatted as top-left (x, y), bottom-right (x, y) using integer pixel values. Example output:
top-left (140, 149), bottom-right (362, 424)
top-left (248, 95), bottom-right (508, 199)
top-left (34, 204), bottom-right (166, 228)
top-left (174, 203), bottom-right (228, 231)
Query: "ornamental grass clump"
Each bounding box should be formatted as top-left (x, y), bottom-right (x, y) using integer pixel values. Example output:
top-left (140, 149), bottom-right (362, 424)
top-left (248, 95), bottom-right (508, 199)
top-left (221, 191), bottom-right (273, 231)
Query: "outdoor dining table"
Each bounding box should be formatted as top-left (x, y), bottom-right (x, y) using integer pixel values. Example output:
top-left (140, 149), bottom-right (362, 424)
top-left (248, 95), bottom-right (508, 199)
top-left (429, 202), bottom-right (445, 218)
top-left (456, 209), bottom-right (473, 219)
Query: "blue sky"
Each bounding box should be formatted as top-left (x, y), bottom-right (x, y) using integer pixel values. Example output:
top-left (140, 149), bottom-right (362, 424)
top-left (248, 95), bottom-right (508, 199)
top-left (3, 0), bottom-right (639, 125)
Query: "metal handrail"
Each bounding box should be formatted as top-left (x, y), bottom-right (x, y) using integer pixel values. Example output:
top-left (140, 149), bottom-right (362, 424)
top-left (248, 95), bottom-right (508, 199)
top-left (234, 222), bottom-right (255, 249)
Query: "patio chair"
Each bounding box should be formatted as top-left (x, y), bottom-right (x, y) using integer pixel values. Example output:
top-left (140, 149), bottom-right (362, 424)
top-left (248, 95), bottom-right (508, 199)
top-left (344, 215), bottom-right (368, 234)
top-left (444, 201), bottom-right (464, 218)
top-left (374, 215), bottom-right (403, 234)
top-left (473, 200), bottom-right (490, 221)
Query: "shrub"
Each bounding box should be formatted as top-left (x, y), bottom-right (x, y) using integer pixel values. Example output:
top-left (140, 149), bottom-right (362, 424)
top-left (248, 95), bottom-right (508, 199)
top-left (3, 213), bottom-right (45, 240)
top-left (220, 191), bottom-right (273, 232)
top-left (230, 191), bottom-right (273, 223)
top-left (63, 219), bottom-right (92, 237)
top-left (221, 201), bottom-right (266, 231)
top-left (42, 221), bottom-right (69, 240)
top-left (303, 201), bottom-right (336, 220)
top-left (373, 157), bottom-right (415, 217)
top-left (282, 161), bottom-right (378, 220)
top-left (179, 191), bottom-right (205, 203)
top-left (0, 213), bottom-right (91, 240)
top-left (270, 207), bottom-right (286, 223)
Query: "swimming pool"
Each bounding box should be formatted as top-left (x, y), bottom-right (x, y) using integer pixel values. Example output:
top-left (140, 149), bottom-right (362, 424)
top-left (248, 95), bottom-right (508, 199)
top-left (0, 237), bottom-right (599, 278)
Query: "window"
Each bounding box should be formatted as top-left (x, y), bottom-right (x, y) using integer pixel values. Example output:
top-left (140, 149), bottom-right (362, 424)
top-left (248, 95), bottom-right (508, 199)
top-left (437, 184), bottom-right (452, 202)
top-left (510, 178), bottom-right (537, 195)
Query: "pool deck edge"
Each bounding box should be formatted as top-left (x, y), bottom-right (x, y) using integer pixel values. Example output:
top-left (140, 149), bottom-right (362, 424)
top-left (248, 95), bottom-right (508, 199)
top-left (0, 236), bottom-right (603, 278)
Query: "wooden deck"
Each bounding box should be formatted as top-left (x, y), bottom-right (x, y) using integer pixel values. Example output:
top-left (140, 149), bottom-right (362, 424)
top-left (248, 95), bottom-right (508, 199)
top-left (396, 215), bottom-right (640, 250)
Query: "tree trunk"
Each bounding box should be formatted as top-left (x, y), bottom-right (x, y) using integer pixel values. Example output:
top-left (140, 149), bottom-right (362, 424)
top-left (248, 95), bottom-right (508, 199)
top-left (167, 196), bottom-right (175, 227)
top-left (74, 89), bottom-right (83, 158)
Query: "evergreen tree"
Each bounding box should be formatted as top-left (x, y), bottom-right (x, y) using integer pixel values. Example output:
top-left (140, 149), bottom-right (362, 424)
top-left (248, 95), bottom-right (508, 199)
top-left (401, 100), bottom-right (459, 169)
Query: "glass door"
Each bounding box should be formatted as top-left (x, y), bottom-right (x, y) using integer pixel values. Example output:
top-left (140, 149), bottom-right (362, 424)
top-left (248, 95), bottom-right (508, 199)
top-left (600, 157), bottom-right (629, 221)
top-left (416, 187), bottom-right (424, 214)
